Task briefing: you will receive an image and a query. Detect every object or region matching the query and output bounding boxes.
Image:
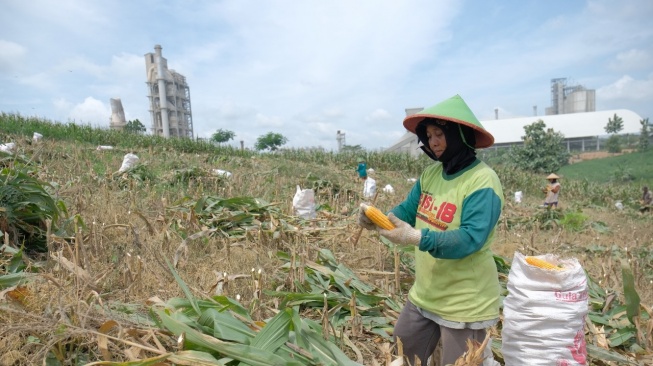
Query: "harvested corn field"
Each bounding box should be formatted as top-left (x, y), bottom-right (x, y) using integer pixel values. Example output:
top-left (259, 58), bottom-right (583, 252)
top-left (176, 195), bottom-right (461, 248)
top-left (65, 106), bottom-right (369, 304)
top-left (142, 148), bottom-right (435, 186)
top-left (1, 117), bottom-right (652, 366)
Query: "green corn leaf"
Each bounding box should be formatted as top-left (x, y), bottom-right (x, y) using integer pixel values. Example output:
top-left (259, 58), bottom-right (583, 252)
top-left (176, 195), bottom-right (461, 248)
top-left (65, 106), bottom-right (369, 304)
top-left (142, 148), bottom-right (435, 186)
top-left (607, 326), bottom-right (636, 347)
top-left (194, 196), bottom-right (207, 214)
top-left (588, 313), bottom-right (611, 327)
top-left (250, 307), bottom-right (292, 352)
top-left (209, 296), bottom-right (252, 321)
top-left (0, 272), bottom-right (35, 289)
top-left (300, 324), bottom-right (362, 366)
top-left (77, 351), bottom-right (228, 365)
top-left (81, 353), bottom-right (174, 365)
top-left (586, 344), bottom-right (639, 364)
top-left (156, 309), bottom-right (297, 366)
top-left (165, 258), bottom-right (200, 316)
top-left (197, 308), bottom-right (254, 344)
top-left (168, 350), bottom-right (229, 365)
top-left (620, 259), bottom-right (641, 324)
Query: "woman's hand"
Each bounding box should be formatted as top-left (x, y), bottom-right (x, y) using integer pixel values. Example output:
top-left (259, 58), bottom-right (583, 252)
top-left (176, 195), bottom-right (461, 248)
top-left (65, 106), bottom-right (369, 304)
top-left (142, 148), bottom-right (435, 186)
top-left (357, 203), bottom-right (376, 230)
top-left (377, 213), bottom-right (421, 245)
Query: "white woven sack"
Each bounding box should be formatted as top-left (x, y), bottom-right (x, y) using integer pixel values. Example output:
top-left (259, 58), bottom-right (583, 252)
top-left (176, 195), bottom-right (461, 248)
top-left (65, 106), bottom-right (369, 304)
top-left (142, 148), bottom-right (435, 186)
top-left (502, 252), bottom-right (588, 366)
top-left (118, 153), bottom-right (139, 173)
top-left (382, 184), bottom-right (394, 194)
top-left (212, 169), bottom-right (232, 178)
top-left (292, 185), bottom-right (316, 219)
top-left (0, 142), bottom-right (15, 154)
top-left (363, 177), bottom-right (376, 199)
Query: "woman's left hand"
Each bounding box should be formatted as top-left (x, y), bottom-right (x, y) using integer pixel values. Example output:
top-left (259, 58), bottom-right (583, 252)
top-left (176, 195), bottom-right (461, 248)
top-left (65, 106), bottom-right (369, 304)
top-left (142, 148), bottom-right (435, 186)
top-left (377, 213), bottom-right (421, 245)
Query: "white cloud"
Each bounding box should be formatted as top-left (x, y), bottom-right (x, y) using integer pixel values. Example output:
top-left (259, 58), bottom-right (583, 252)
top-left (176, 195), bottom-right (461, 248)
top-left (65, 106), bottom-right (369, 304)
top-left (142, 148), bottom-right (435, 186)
top-left (68, 97), bottom-right (110, 125)
top-left (322, 107), bottom-right (344, 119)
top-left (215, 101), bottom-right (257, 121)
top-left (53, 98), bottom-right (72, 112)
top-left (609, 49), bottom-right (652, 72)
top-left (108, 53), bottom-right (143, 79)
top-left (598, 75), bottom-right (653, 101)
top-left (1, 0), bottom-right (652, 150)
top-left (0, 40), bottom-right (26, 72)
top-left (309, 122), bottom-right (337, 135)
top-left (255, 113), bottom-right (283, 128)
top-left (365, 108), bottom-right (392, 121)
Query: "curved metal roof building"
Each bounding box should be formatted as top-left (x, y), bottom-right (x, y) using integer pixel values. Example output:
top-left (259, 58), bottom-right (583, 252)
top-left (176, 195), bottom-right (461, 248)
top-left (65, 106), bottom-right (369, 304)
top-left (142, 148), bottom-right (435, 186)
top-left (385, 109), bottom-right (645, 156)
top-left (483, 109), bottom-right (643, 146)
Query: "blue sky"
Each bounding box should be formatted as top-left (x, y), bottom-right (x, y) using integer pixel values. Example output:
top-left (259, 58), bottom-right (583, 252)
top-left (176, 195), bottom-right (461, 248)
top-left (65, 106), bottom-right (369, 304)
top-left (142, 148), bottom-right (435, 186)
top-left (1, 0), bottom-right (651, 150)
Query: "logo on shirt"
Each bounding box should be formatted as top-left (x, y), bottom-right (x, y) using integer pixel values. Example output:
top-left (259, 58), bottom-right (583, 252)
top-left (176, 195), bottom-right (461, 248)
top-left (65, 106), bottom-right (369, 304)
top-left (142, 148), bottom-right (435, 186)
top-left (417, 193), bottom-right (458, 230)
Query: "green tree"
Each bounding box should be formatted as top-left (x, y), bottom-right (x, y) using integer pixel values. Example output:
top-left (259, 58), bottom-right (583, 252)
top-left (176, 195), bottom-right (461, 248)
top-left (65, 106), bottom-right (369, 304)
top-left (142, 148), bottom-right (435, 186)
top-left (211, 129), bottom-right (236, 144)
top-left (604, 113), bottom-right (623, 153)
top-left (604, 113), bottom-right (624, 134)
top-left (255, 132), bottom-right (288, 151)
top-left (508, 119), bottom-right (570, 173)
top-left (638, 118), bottom-right (650, 152)
top-left (124, 119), bottom-right (146, 134)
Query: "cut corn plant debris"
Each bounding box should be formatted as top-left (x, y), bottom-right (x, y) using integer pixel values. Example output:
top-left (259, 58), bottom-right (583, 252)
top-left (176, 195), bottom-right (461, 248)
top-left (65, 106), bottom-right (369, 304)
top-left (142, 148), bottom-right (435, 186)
top-left (1, 121), bottom-right (652, 364)
top-left (144, 260), bottom-right (364, 366)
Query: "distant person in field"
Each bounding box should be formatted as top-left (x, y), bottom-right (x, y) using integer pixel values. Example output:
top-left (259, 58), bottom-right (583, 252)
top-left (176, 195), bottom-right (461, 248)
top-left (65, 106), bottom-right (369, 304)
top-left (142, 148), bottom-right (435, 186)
top-left (543, 173), bottom-right (561, 209)
top-left (641, 186), bottom-right (652, 213)
top-left (358, 95), bottom-right (503, 365)
top-left (356, 157), bottom-right (367, 181)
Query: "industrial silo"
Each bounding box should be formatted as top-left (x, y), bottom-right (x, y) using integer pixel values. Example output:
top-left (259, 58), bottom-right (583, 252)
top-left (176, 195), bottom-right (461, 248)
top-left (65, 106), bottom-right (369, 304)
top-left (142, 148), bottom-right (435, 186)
top-left (144, 45), bottom-right (194, 138)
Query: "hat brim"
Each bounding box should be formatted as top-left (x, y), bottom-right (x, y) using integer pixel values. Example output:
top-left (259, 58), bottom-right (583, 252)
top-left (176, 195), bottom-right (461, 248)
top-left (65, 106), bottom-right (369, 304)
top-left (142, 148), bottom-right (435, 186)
top-left (403, 114), bottom-right (495, 149)
top-left (546, 173), bottom-right (560, 179)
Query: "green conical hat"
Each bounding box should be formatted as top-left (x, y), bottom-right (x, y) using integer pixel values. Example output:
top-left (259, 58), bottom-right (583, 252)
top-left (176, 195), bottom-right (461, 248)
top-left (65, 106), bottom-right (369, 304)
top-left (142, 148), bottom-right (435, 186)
top-left (403, 94), bottom-right (494, 148)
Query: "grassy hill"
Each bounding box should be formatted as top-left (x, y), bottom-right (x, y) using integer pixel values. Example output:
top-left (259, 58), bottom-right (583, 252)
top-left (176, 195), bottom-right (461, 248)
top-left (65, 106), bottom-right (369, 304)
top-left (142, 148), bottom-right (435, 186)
top-left (560, 149), bottom-right (653, 183)
top-left (1, 114), bottom-right (652, 365)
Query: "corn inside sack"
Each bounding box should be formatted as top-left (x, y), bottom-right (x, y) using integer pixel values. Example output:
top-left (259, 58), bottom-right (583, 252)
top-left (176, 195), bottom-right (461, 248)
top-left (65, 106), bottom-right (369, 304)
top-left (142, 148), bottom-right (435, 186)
top-left (502, 252), bottom-right (588, 366)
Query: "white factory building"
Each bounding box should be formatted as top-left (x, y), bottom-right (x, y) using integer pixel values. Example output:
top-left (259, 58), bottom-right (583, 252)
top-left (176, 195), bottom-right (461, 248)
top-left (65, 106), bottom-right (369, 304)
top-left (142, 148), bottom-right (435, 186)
top-left (385, 78), bottom-right (645, 156)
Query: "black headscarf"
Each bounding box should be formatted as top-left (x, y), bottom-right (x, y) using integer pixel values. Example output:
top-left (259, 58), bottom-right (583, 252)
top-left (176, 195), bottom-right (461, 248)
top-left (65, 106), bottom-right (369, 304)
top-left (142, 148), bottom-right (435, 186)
top-left (415, 118), bottom-right (477, 174)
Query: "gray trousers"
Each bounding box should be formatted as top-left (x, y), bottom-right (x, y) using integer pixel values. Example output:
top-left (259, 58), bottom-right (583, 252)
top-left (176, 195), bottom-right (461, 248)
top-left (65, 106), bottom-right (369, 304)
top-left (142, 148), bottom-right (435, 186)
top-left (393, 300), bottom-right (487, 365)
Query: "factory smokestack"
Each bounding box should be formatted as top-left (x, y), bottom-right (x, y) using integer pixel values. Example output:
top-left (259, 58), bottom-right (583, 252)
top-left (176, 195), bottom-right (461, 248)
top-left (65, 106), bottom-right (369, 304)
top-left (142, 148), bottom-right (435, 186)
top-left (154, 45), bottom-right (170, 138)
top-left (109, 98), bottom-right (126, 130)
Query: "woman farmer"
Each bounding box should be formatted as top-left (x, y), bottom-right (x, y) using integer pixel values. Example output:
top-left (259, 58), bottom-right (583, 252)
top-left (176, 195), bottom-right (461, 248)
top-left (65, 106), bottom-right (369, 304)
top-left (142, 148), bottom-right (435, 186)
top-left (543, 173), bottom-right (561, 209)
top-left (358, 95), bottom-right (504, 365)
top-left (356, 157), bottom-right (368, 181)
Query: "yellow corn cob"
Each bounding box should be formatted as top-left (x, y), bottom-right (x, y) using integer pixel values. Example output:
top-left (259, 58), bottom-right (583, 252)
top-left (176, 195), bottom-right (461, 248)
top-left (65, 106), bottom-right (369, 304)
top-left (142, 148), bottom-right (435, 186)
top-left (364, 205), bottom-right (395, 230)
top-left (525, 256), bottom-right (562, 270)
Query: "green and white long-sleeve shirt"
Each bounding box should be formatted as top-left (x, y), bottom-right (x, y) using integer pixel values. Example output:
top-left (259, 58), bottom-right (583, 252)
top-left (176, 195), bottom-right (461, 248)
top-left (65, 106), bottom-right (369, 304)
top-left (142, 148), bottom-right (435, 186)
top-left (390, 158), bottom-right (504, 323)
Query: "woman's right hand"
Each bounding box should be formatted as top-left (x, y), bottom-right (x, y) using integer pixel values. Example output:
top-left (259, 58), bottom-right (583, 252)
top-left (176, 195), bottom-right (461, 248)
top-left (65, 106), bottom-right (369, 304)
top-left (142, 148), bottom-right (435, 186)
top-left (357, 203), bottom-right (376, 230)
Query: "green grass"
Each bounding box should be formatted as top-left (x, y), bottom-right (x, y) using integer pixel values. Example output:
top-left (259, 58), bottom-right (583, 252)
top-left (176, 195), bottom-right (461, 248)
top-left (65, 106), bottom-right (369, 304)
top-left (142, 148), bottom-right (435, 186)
top-left (559, 149), bottom-right (653, 183)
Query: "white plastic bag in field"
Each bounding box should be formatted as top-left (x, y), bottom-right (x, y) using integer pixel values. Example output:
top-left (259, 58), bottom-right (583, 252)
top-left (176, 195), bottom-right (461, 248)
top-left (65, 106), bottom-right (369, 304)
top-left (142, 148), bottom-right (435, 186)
top-left (382, 184), bottom-right (395, 194)
top-left (502, 252), bottom-right (588, 366)
top-left (118, 153), bottom-right (139, 173)
top-left (33, 132), bottom-right (43, 143)
top-left (0, 142), bottom-right (15, 154)
top-left (363, 177), bottom-right (377, 199)
top-left (97, 145), bottom-right (114, 151)
top-left (514, 191), bottom-right (523, 203)
top-left (211, 169), bottom-right (232, 178)
top-left (292, 185), bottom-right (316, 219)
